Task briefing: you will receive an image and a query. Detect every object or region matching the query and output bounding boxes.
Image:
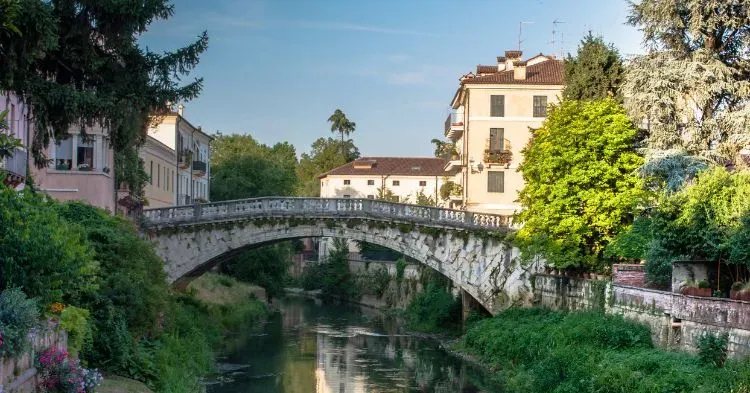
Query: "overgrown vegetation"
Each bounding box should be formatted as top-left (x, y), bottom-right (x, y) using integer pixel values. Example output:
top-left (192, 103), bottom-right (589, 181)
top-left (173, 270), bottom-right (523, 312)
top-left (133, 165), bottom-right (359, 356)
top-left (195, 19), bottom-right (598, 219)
top-left (300, 238), bottom-right (361, 300)
top-left (0, 288), bottom-right (39, 357)
top-left (462, 308), bottom-right (750, 392)
top-left (404, 281), bottom-right (461, 333)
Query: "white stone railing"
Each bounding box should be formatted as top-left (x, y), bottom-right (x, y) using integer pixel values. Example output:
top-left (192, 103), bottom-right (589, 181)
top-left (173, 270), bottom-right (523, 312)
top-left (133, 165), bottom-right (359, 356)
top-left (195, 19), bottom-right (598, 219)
top-left (141, 197), bottom-right (510, 230)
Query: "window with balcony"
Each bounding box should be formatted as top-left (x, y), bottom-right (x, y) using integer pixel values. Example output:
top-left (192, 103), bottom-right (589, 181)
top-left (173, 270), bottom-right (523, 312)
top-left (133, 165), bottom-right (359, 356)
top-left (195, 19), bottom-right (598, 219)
top-left (489, 128), bottom-right (505, 151)
top-left (367, 180), bottom-right (375, 185)
top-left (392, 180), bottom-right (400, 186)
top-left (343, 179), bottom-right (351, 185)
top-left (419, 181), bottom-right (427, 187)
top-left (488, 171), bottom-right (505, 193)
top-left (490, 95), bottom-right (505, 117)
top-left (54, 137), bottom-right (73, 170)
top-left (533, 96), bottom-right (548, 117)
top-left (76, 136), bottom-right (95, 171)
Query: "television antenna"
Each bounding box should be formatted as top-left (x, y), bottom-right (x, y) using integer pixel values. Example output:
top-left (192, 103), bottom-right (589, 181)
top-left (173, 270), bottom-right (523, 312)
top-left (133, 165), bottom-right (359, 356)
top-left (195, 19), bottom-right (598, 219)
top-left (518, 21), bottom-right (534, 51)
top-left (552, 19), bottom-right (565, 57)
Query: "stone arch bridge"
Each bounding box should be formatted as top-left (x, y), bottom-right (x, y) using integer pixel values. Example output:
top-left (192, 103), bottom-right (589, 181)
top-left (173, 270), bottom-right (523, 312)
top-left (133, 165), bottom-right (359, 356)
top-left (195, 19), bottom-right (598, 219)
top-left (141, 197), bottom-right (541, 314)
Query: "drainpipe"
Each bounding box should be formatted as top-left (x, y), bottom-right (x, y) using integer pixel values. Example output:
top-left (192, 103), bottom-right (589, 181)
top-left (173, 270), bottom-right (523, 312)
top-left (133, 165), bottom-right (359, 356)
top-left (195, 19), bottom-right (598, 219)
top-left (175, 118), bottom-right (180, 205)
top-left (463, 89), bottom-right (470, 207)
top-left (434, 175), bottom-right (438, 207)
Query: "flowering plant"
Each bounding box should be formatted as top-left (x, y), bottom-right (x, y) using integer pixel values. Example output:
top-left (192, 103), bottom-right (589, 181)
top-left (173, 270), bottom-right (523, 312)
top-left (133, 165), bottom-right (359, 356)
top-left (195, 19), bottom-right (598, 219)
top-left (49, 302), bottom-right (66, 314)
top-left (36, 347), bottom-right (101, 393)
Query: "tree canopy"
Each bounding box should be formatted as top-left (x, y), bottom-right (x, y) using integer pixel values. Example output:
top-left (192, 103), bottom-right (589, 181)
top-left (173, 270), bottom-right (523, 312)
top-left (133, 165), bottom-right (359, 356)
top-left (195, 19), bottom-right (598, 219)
top-left (210, 133), bottom-right (297, 201)
top-left (563, 32), bottom-right (625, 101)
top-left (0, 0), bottom-right (208, 198)
top-left (516, 99), bottom-right (646, 269)
top-left (623, 0), bottom-right (750, 172)
top-left (296, 137), bottom-right (360, 196)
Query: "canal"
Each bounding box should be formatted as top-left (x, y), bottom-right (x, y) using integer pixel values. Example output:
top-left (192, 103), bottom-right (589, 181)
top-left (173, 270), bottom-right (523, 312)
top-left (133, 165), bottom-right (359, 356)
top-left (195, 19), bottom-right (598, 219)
top-left (208, 296), bottom-right (502, 393)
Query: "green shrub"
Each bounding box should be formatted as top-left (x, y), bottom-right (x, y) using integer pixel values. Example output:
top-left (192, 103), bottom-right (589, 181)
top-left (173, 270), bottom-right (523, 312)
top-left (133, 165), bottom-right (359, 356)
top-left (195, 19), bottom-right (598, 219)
top-left (698, 280), bottom-right (710, 289)
top-left (396, 258), bottom-right (407, 282)
top-left (404, 282), bottom-right (461, 333)
top-left (698, 332), bottom-right (729, 367)
top-left (216, 275), bottom-right (234, 288)
top-left (0, 288), bottom-right (39, 357)
top-left (59, 305), bottom-right (92, 356)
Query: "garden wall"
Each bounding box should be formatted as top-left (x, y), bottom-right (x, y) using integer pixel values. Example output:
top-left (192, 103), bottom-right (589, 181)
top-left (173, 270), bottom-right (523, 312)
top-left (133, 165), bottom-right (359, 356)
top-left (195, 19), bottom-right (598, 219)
top-left (534, 274), bottom-right (750, 357)
top-left (0, 327), bottom-right (67, 393)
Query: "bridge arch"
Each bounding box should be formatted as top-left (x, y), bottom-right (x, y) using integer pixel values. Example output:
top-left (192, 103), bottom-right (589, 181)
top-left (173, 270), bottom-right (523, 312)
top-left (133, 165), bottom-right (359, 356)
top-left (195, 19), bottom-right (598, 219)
top-left (142, 198), bottom-right (541, 314)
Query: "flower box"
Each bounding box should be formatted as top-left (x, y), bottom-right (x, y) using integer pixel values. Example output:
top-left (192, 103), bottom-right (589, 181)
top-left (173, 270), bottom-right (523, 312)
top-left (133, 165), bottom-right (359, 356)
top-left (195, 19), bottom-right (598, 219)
top-left (682, 287), bottom-right (712, 297)
top-left (730, 290), bottom-right (750, 301)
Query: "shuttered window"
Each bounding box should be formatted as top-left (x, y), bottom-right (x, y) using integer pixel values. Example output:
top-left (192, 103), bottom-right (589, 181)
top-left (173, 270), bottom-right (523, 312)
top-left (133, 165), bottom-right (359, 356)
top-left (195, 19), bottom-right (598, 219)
top-left (488, 171), bottom-right (505, 193)
top-left (490, 95), bottom-right (505, 117)
top-left (489, 128), bottom-right (505, 151)
top-left (533, 96), bottom-right (548, 117)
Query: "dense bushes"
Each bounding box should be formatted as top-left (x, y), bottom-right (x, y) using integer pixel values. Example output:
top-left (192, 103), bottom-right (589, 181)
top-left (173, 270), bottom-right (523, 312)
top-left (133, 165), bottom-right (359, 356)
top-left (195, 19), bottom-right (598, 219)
top-left (462, 308), bottom-right (750, 393)
top-left (0, 288), bottom-right (39, 357)
top-left (404, 282), bottom-right (461, 333)
top-left (300, 238), bottom-right (361, 300)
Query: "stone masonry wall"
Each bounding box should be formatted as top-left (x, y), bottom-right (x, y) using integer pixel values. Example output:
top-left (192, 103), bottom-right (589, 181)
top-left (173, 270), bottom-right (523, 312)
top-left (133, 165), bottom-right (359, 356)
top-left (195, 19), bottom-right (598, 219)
top-left (0, 328), bottom-right (67, 393)
top-left (612, 264), bottom-right (646, 287)
top-left (534, 274), bottom-right (750, 357)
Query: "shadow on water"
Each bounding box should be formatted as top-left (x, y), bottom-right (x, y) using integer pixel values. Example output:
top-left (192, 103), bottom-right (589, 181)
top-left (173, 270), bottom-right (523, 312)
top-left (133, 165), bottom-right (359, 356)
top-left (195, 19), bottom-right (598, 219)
top-left (207, 296), bottom-right (503, 393)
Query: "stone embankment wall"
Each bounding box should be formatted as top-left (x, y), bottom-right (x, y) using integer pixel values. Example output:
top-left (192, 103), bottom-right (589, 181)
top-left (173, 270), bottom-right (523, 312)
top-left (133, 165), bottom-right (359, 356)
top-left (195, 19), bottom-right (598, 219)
top-left (534, 274), bottom-right (750, 357)
top-left (0, 328), bottom-right (67, 393)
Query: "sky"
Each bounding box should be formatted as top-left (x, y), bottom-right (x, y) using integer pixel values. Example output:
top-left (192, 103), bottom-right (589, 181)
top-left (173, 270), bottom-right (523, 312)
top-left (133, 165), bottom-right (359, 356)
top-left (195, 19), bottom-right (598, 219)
top-left (141, 0), bottom-right (645, 158)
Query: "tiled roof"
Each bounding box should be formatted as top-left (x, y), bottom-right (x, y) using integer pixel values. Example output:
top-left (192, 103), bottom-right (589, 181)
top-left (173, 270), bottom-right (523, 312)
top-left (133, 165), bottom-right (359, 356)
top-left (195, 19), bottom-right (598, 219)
top-left (320, 157), bottom-right (447, 178)
top-left (463, 59), bottom-right (564, 85)
top-left (476, 65), bottom-right (498, 74)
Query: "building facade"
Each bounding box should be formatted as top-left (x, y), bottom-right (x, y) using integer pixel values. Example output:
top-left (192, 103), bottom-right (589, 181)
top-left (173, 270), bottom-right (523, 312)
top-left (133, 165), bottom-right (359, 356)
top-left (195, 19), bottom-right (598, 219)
top-left (441, 50), bottom-right (564, 216)
top-left (141, 136), bottom-right (178, 208)
top-left (0, 92), bottom-right (30, 189)
top-left (148, 106), bottom-right (212, 205)
top-left (34, 124), bottom-right (117, 211)
top-left (319, 157), bottom-right (447, 205)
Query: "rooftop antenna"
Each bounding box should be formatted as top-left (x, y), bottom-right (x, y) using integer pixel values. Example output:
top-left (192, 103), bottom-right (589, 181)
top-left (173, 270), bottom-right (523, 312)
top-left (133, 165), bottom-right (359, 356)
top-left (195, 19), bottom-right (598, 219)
top-left (552, 19), bottom-right (565, 57)
top-left (518, 21), bottom-right (534, 51)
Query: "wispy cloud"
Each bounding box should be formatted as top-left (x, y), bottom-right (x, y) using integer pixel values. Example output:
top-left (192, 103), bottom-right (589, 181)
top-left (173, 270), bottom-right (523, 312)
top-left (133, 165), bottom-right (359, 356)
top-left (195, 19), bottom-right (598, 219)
top-left (288, 21), bottom-right (440, 38)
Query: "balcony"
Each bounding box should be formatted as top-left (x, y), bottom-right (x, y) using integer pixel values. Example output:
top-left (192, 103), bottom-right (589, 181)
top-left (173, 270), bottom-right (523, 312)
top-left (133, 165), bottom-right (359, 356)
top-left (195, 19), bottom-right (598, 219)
top-left (178, 151), bottom-right (191, 169)
top-left (484, 139), bottom-right (512, 166)
top-left (1, 147), bottom-right (27, 187)
top-left (443, 113), bottom-right (465, 140)
top-left (192, 160), bottom-right (207, 176)
top-left (178, 194), bottom-right (192, 205)
top-left (444, 157), bottom-right (463, 173)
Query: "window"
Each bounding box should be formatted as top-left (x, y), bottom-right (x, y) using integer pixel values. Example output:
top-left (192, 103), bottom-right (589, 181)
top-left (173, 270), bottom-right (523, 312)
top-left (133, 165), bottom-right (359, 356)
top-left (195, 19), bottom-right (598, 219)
top-left (343, 179), bottom-right (351, 185)
top-left (76, 136), bottom-right (95, 170)
top-left (367, 180), bottom-right (375, 185)
top-left (55, 137), bottom-right (73, 170)
top-left (490, 95), bottom-right (505, 117)
top-left (533, 96), bottom-right (548, 117)
top-left (9, 103), bottom-right (15, 135)
top-left (367, 195), bottom-right (375, 199)
top-left (392, 180), bottom-right (400, 186)
top-left (489, 128), bottom-right (505, 151)
top-left (157, 164), bottom-right (161, 187)
top-left (149, 161), bottom-right (153, 182)
top-left (419, 181), bottom-right (427, 187)
top-left (343, 194), bottom-right (351, 198)
top-left (488, 171), bottom-right (505, 193)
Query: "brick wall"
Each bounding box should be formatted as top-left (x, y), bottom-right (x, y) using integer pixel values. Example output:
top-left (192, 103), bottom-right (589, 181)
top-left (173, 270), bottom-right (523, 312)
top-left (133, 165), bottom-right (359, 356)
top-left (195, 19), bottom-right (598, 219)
top-left (613, 264), bottom-right (646, 287)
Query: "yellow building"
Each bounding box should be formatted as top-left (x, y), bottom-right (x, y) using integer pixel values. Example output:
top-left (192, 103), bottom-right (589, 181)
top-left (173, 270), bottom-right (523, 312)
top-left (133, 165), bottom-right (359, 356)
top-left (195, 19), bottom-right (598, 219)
top-left (443, 50), bottom-right (564, 216)
top-left (141, 136), bottom-right (177, 208)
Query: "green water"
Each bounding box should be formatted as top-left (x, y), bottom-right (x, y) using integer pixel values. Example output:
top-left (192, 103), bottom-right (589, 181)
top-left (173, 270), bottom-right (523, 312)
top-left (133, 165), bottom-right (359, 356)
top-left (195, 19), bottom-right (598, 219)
top-left (207, 296), bottom-right (502, 393)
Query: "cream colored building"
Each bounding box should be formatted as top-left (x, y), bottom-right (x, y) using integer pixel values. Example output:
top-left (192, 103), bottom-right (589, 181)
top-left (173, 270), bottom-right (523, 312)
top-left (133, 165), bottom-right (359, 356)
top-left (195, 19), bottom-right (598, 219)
top-left (319, 157), bottom-right (447, 205)
top-left (148, 105), bottom-right (212, 205)
top-left (141, 136), bottom-right (177, 208)
top-left (442, 50), bottom-right (564, 216)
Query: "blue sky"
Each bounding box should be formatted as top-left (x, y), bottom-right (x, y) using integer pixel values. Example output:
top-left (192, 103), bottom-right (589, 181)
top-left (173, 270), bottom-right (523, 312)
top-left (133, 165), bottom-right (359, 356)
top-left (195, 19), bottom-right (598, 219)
top-left (142, 0), bottom-right (644, 157)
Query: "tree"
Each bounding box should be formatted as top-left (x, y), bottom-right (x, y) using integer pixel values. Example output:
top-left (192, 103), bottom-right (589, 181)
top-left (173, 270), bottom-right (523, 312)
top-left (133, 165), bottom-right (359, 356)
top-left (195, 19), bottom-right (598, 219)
top-left (377, 185), bottom-right (401, 203)
top-left (0, 110), bottom-right (21, 160)
top-left (210, 134), bottom-right (297, 201)
top-left (297, 137), bottom-right (360, 196)
top-left (0, 0), bottom-right (208, 199)
top-left (563, 32), bottom-right (625, 101)
top-left (516, 99), bottom-right (646, 269)
top-left (431, 138), bottom-right (458, 159)
top-left (623, 0), bottom-right (750, 175)
top-left (327, 109), bottom-right (356, 158)
top-left (415, 190), bottom-right (436, 207)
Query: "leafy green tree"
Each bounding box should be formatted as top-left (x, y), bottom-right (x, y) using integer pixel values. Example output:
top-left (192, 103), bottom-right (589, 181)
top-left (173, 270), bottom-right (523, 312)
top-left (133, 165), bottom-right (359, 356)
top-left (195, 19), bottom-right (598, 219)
top-left (0, 189), bottom-right (97, 306)
top-left (430, 138), bottom-right (457, 159)
top-left (297, 137), bottom-right (360, 196)
top-left (563, 32), bottom-right (625, 101)
top-left (624, 0), bottom-right (750, 174)
top-left (0, 0), bottom-right (208, 199)
top-left (0, 110), bottom-right (21, 160)
top-left (415, 190), bottom-right (436, 206)
top-left (328, 109), bottom-right (356, 144)
top-left (219, 242), bottom-right (301, 299)
top-left (210, 133), bottom-right (297, 201)
top-left (516, 99), bottom-right (646, 269)
top-left (377, 185), bottom-right (401, 203)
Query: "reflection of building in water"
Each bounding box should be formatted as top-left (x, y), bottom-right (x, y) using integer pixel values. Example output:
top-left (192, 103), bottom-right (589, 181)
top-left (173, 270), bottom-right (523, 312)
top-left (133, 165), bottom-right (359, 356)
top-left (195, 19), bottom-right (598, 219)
top-left (315, 333), bottom-right (366, 393)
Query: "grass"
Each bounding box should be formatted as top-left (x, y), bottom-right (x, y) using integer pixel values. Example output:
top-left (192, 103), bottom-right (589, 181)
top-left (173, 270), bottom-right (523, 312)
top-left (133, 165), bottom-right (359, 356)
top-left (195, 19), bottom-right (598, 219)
top-left (98, 375), bottom-right (155, 393)
top-left (460, 308), bottom-right (750, 393)
top-left (187, 272), bottom-right (266, 305)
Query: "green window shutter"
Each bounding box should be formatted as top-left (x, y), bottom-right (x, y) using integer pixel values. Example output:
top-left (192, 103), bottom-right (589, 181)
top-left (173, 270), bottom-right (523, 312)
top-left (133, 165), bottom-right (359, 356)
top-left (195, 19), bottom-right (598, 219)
top-left (487, 171), bottom-right (505, 193)
top-left (490, 95), bottom-right (505, 117)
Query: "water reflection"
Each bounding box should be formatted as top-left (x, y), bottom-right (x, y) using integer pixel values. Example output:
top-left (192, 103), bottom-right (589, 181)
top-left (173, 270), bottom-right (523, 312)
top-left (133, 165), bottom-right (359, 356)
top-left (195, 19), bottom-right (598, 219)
top-left (209, 297), bottom-right (500, 393)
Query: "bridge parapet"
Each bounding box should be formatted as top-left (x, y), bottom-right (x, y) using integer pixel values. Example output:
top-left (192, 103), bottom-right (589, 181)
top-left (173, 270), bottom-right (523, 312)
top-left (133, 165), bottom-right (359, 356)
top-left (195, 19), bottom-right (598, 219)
top-left (142, 197), bottom-right (510, 230)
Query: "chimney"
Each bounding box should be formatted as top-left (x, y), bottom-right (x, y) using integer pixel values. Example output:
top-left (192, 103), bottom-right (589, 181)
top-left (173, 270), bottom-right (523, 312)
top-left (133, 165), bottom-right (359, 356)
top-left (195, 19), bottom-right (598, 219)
top-left (514, 61), bottom-right (527, 80)
top-left (496, 56), bottom-right (507, 71)
top-left (177, 103), bottom-right (184, 116)
top-left (504, 50), bottom-right (522, 70)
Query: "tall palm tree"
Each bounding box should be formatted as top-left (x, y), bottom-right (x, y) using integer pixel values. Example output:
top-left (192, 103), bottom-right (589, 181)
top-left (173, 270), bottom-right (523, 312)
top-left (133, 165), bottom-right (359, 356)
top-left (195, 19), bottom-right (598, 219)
top-left (327, 109), bottom-right (356, 158)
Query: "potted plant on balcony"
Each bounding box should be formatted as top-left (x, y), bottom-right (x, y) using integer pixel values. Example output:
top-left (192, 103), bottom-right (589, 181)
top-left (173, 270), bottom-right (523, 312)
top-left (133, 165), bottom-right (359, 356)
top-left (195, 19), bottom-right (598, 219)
top-left (681, 279), bottom-right (712, 297)
top-left (484, 149), bottom-right (513, 165)
top-left (730, 282), bottom-right (750, 301)
top-left (77, 163), bottom-right (91, 171)
top-left (179, 151), bottom-right (192, 169)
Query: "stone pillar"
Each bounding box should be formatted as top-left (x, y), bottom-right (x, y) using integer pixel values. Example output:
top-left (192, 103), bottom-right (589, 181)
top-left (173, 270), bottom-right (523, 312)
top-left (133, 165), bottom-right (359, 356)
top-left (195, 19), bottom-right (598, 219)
top-left (461, 288), bottom-right (473, 322)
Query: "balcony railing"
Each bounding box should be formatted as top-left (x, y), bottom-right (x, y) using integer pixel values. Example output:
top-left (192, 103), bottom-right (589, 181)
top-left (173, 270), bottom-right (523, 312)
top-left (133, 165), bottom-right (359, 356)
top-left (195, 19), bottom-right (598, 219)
top-left (192, 160), bottom-right (207, 175)
top-left (444, 112), bottom-right (465, 139)
top-left (484, 138), bottom-right (512, 165)
top-left (178, 151), bottom-right (192, 169)
top-left (1, 147), bottom-right (27, 178)
top-left (178, 194), bottom-right (192, 205)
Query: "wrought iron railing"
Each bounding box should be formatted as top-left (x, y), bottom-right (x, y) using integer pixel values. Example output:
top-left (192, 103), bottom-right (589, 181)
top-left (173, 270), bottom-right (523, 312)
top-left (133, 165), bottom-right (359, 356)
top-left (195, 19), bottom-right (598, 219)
top-left (141, 197), bottom-right (510, 230)
top-left (1, 147), bottom-right (27, 177)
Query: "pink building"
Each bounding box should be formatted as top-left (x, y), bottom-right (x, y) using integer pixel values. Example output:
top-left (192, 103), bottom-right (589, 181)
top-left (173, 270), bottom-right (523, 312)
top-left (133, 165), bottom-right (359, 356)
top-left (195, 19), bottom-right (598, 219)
top-left (0, 92), bottom-right (30, 189)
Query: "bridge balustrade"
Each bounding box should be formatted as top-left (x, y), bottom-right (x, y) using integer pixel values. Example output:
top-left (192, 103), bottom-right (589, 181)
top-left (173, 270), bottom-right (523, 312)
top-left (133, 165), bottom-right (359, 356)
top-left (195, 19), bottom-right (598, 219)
top-left (142, 197), bottom-right (510, 230)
